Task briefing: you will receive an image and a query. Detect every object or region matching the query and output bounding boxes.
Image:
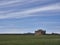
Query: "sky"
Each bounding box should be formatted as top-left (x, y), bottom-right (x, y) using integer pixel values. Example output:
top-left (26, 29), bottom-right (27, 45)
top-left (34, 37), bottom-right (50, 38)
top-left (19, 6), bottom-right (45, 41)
top-left (0, 0), bottom-right (60, 34)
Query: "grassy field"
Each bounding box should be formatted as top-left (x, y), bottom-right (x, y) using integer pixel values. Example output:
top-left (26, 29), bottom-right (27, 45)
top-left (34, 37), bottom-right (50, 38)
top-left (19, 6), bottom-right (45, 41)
top-left (0, 35), bottom-right (60, 45)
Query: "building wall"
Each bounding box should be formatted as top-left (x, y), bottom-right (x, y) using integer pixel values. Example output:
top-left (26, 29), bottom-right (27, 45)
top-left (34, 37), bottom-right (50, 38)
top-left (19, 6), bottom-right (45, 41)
top-left (35, 30), bottom-right (46, 36)
top-left (35, 32), bottom-right (42, 36)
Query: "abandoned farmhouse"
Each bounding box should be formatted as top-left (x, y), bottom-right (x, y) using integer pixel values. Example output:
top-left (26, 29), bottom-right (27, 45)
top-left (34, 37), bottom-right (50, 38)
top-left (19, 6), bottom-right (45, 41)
top-left (35, 29), bottom-right (46, 36)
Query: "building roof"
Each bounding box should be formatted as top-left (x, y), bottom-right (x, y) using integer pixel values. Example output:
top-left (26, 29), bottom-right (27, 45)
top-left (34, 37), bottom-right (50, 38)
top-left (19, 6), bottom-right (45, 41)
top-left (35, 29), bottom-right (45, 32)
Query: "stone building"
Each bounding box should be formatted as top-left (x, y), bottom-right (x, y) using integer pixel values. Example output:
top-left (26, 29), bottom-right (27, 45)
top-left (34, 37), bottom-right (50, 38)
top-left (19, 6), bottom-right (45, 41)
top-left (35, 29), bottom-right (46, 36)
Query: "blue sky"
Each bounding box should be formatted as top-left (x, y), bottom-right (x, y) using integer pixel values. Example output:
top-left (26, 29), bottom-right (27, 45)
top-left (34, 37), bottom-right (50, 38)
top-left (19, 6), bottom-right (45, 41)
top-left (0, 0), bottom-right (60, 34)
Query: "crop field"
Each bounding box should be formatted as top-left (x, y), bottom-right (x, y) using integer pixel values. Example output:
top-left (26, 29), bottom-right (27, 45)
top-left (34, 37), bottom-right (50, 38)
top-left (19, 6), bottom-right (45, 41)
top-left (0, 35), bottom-right (60, 45)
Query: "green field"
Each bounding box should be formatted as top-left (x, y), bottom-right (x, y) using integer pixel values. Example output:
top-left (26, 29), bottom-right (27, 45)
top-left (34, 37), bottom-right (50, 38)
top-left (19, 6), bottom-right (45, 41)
top-left (0, 35), bottom-right (60, 45)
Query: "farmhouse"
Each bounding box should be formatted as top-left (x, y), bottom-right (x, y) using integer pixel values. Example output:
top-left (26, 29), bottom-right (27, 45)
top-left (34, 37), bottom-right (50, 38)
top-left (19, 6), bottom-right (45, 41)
top-left (35, 29), bottom-right (46, 36)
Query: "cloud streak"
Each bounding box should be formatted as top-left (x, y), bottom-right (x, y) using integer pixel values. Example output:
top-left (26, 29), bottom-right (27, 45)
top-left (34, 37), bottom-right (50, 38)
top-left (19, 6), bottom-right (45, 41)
top-left (0, 2), bottom-right (60, 19)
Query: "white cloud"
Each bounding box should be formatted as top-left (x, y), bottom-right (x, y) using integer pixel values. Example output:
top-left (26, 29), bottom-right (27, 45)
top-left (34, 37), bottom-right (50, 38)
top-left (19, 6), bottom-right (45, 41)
top-left (0, 0), bottom-right (41, 8)
top-left (0, 0), bottom-right (56, 8)
top-left (0, 0), bottom-right (29, 6)
top-left (0, 28), bottom-right (34, 33)
top-left (0, 3), bottom-right (60, 19)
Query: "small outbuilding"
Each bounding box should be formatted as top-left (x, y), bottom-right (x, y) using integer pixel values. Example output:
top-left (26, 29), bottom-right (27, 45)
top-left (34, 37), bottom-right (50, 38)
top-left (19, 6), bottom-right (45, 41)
top-left (35, 29), bottom-right (46, 36)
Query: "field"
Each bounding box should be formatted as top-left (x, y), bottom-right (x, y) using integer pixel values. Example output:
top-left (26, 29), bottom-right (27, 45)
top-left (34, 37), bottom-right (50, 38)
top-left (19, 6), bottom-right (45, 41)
top-left (0, 35), bottom-right (60, 45)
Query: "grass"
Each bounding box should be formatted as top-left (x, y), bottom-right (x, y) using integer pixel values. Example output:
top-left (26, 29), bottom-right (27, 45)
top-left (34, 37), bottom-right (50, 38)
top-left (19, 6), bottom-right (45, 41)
top-left (0, 35), bottom-right (60, 45)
